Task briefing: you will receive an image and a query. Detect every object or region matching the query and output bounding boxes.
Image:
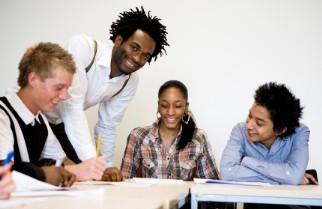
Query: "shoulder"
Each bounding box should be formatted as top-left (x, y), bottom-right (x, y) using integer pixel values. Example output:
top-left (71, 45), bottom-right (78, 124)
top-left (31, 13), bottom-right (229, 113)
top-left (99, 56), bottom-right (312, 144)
top-left (0, 98), bottom-right (11, 123)
top-left (69, 34), bottom-right (93, 45)
top-left (289, 123), bottom-right (310, 142)
top-left (68, 34), bottom-right (95, 55)
top-left (190, 128), bottom-right (208, 145)
top-left (129, 125), bottom-right (156, 142)
top-left (296, 123), bottom-right (310, 132)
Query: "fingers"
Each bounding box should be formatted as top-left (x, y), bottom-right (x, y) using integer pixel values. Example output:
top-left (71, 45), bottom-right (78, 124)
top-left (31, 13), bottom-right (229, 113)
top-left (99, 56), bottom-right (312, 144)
top-left (101, 167), bottom-right (123, 182)
top-left (0, 193), bottom-right (10, 200)
top-left (0, 172), bottom-right (16, 196)
top-left (301, 176), bottom-right (309, 185)
top-left (62, 173), bottom-right (76, 187)
top-left (91, 156), bottom-right (107, 180)
top-left (61, 168), bottom-right (76, 187)
top-left (305, 173), bottom-right (318, 185)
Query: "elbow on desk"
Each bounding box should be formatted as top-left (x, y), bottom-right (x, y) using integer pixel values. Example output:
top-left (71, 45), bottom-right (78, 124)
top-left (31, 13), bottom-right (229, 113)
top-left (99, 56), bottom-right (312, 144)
top-left (219, 167), bottom-right (236, 181)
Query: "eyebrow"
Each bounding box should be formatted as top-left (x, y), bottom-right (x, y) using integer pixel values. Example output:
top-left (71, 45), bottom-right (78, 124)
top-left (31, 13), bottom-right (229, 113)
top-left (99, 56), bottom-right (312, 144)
top-left (131, 41), bottom-right (153, 56)
top-left (249, 110), bottom-right (266, 123)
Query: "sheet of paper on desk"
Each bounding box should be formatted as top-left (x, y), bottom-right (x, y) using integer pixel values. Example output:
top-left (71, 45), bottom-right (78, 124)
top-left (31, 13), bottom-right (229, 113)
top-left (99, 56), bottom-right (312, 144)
top-left (193, 178), bottom-right (271, 186)
top-left (12, 171), bottom-right (61, 192)
top-left (12, 171), bottom-right (105, 197)
top-left (132, 178), bottom-right (185, 185)
top-left (12, 187), bottom-right (105, 198)
top-left (0, 198), bottom-right (46, 208)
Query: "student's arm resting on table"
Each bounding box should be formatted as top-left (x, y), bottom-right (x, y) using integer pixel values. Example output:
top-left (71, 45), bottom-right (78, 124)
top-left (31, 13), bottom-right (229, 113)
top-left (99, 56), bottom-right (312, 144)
top-left (94, 74), bottom-right (139, 167)
top-left (220, 123), bottom-right (276, 183)
top-left (241, 125), bottom-right (309, 185)
top-left (120, 128), bottom-right (142, 179)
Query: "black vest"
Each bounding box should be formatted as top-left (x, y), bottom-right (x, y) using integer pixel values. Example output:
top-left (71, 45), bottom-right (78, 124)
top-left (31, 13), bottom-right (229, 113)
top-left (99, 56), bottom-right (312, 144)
top-left (0, 96), bottom-right (48, 180)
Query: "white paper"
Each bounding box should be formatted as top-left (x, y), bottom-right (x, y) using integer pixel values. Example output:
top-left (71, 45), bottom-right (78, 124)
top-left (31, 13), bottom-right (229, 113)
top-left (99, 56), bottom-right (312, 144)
top-left (12, 171), bottom-right (62, 192)
top-left (12, 188), bottom-right (105, 198)
top-left (193, 178), bottom-right (271, 186)
top-left (75, 180), bottom-right (151, 187)
top-left (0, 198), bottom-right (46, 208)
top-left (132, 178), bottom-right (185, 185)
top-left (11, 171), bottom-right (105, 197)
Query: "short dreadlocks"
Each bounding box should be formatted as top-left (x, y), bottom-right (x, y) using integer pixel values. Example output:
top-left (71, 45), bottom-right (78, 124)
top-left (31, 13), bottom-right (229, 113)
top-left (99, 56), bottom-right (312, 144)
top-left (109, 6), bottom-right (169, 62)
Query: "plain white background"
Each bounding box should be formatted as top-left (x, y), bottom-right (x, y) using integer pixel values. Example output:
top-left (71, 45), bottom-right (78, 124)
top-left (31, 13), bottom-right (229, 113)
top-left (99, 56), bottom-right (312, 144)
top-left (1, 0), bottom-right (321, 181)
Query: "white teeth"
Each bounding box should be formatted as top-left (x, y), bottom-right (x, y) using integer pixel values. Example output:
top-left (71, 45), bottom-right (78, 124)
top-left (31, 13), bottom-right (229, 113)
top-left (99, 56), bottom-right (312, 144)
top-left (127, 60), bottom-right (135, 68)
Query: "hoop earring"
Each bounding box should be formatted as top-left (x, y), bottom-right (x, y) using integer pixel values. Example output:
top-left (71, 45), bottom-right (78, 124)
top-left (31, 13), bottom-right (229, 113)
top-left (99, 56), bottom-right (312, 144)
top-left (156, 112), bottom-right (161, 120)
top-left (182, 112), bottom-right (191, 124)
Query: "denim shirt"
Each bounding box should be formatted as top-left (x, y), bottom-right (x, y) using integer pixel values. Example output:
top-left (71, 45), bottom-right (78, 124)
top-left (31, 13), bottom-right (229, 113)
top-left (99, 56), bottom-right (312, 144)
top-left (220, 122), bottom-right (309, 185)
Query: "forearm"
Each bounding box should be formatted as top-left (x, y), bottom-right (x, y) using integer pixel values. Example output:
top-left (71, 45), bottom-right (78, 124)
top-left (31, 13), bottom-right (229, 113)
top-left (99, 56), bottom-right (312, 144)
top-left (242, 156), bottom-right (305, 184)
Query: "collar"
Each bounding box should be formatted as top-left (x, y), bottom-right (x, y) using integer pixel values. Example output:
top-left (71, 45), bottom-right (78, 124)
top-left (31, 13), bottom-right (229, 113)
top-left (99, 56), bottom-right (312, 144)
top-left (6, 93), bottom-right (41, 125)
top-left (96, 42), bottom-right (131, 82)
top-left (151, 120), bottom-right (183, 143)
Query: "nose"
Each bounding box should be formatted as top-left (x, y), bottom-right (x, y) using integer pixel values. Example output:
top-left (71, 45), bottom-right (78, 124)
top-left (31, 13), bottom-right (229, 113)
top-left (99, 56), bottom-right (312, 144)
top-left (132, 53), bottom-right (146, 66)
top-left (246, 118), bottom-right (254, 130)
top-left (59, 88), bottom-right (69, 100)
top-left (167, 106), bottom-right (175, 115)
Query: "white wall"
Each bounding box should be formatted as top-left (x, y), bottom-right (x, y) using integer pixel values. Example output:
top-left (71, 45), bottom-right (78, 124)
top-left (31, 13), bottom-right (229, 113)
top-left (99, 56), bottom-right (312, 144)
top-left (1, 0), bottom-right (322, 180)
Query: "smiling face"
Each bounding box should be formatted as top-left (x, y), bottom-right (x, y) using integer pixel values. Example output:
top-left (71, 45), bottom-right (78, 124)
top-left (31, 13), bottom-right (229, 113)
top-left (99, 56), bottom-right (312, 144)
top-left (111, 29), bottom-right (156, 77)
top-left (246, 102), bottom-right (280, 149)
top-left (28, 65), bottom-right (73, 113)
top-left (158, 87), bottom-right (188, 131)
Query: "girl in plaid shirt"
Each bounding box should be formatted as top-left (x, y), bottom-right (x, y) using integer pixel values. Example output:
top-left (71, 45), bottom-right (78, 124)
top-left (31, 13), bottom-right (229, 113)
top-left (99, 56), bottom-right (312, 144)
top-left (121, 80), bottom-right (219, 180)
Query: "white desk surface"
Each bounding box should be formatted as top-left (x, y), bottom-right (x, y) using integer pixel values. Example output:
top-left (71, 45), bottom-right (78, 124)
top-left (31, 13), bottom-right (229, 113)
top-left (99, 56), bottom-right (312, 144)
top-left (8, 181), bottom-right (192, 209)
top-left (191, 183), bottom-right (322, 209)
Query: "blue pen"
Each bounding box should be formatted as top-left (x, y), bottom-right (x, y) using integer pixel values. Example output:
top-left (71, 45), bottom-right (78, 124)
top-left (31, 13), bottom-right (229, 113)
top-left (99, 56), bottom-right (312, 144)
top-left (3, 151), bottom-right (14, 166)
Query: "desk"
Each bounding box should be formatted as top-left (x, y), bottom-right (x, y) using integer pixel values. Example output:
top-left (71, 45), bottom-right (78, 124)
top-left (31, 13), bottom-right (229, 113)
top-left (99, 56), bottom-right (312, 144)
top-left (191, 183), bottom-right (322, 209)
top-left (9, 182), bottom-right (192, 209)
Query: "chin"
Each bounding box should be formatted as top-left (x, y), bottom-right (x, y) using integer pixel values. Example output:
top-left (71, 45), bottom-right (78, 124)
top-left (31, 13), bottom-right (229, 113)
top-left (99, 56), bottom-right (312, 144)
top-left (165, 123), bottom-right (180, 130)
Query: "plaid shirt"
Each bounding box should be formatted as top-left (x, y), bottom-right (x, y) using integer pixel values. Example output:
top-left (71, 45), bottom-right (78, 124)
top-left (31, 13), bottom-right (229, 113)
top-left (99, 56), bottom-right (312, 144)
top-left (121, 122), bottom-right (219, 180)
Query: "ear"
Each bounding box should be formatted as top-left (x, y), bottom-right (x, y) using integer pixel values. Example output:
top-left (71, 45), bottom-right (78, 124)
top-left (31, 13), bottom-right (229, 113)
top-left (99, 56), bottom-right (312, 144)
top-left (185, 102), bottom-right (190, 112)
top-left (114, 35), bottom-right (124, 47)
top-left (277, 127), bottom-right (287, 136)
top-left (27, 72), bottom-right (39, 87)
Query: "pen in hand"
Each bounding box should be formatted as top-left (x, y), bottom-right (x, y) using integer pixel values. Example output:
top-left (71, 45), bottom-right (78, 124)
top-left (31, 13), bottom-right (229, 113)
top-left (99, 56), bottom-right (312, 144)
top-left (3, 151), bottom-right (14, 167)
top-left (96, 134), bottom-right (102, 156)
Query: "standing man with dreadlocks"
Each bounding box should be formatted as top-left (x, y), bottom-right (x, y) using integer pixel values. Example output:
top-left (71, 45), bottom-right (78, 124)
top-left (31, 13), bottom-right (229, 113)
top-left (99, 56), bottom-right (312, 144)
top-left (46, 7), bottom-right (169, 177)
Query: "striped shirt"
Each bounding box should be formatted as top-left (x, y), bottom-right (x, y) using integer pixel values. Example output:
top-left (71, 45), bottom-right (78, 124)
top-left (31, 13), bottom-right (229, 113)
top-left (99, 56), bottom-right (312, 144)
top-left (121, 122), bottom-right (219, 180)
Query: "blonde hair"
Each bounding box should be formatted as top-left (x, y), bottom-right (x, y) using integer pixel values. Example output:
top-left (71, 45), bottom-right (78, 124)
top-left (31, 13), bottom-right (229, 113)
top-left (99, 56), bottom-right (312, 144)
top-left (18, 42), bottom-right (76, 87)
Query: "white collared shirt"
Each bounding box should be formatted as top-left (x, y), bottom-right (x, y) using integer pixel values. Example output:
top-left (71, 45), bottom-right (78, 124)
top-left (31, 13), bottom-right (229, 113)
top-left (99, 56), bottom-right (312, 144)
top-left (45, 34), bottom-right (139, 165)
top-left (0, 93), bottom-right (65, 161)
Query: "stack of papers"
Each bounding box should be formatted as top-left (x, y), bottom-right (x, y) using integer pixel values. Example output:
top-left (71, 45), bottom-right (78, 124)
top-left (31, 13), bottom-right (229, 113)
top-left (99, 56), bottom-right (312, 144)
top-left (194, 178), bottom-right (271, 186)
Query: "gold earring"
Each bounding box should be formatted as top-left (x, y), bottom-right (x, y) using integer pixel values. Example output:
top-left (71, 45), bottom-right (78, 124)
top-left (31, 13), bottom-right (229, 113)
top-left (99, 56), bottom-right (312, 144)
top-left (156, 112), bottom-right (161, 120)
top-left (182, 112), bottom-right (191, 124)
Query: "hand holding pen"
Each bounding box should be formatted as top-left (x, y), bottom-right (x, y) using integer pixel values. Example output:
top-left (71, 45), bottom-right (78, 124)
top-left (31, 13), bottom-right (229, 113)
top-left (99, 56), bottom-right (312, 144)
top-left (0, 151), bottom-right (16, 199)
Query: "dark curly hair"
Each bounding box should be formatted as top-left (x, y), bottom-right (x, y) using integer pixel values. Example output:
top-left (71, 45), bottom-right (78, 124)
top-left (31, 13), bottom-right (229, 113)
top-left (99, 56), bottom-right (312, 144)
top-left (254, 82), bottom-right (303, 138)
top-left (109, 6), bottom-right (169, 63)
top-left (158, 80), bottom-right (196, 150)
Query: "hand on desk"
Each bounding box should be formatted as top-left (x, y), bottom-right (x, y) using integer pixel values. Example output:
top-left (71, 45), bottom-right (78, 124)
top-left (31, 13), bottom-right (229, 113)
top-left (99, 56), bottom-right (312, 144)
top-left (301, 172), bottom-right (318, 185)
top-left (65, 156), bottom-right (107, 181)
top-left (0, 163), bottom-right (15, 199)
top-left (101, 167), bottom-right (123, 182)
top-left (42, 166), bottom-right (76, 187)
